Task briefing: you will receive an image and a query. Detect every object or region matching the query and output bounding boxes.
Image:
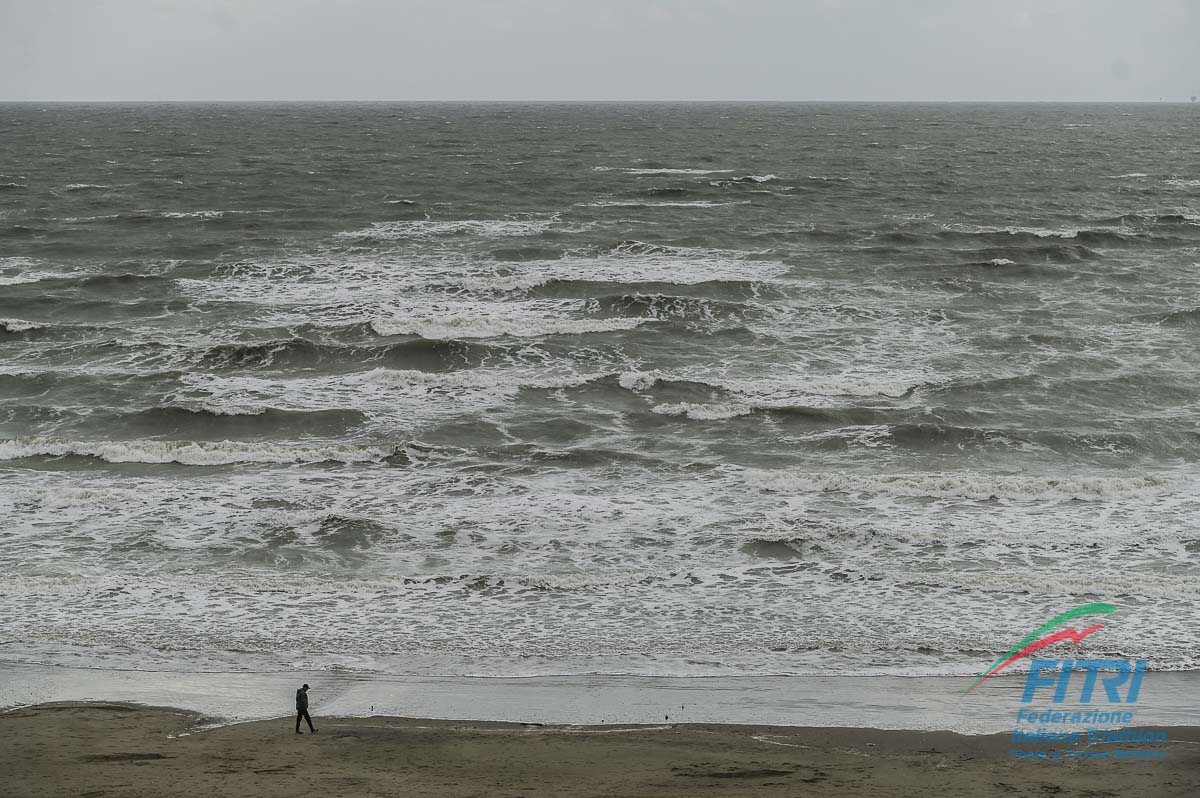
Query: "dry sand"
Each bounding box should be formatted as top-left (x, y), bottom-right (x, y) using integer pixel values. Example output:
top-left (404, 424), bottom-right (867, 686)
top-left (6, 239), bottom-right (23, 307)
top-left (3, 703), bottom-right (1197, 797)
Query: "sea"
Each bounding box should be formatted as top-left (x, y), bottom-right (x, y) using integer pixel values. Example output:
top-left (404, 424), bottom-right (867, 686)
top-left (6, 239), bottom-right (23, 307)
top-left (1, 102), bottom-right (1198, 683)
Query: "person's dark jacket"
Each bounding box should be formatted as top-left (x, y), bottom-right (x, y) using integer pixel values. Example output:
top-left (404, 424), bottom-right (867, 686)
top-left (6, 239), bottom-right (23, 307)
top-left (296, 689), bottom-right (308, 711)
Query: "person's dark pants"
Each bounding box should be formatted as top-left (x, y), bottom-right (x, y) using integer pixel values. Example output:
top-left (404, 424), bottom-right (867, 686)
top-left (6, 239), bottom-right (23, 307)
top-left (296, 708), bottom-right (314, 733)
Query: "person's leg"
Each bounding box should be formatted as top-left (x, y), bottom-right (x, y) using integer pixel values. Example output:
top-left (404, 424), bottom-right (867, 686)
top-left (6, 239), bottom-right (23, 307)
top-left (303, 709), bottom-right (315, 732)
top-left (296, 710), bottom-right (303, 733)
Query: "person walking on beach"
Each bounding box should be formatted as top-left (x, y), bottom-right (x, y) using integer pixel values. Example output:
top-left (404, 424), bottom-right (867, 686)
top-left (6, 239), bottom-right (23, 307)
top-left (295, 684), bottom-right (317, 734)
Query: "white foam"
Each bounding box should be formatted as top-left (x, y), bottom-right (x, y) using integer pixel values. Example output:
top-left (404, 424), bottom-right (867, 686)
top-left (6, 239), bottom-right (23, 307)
top-left (173, 367), bottom-right (604, 428)
top-left (1103, 173), bottom-right (1149, 179)
top-left (652, 402), bottom-right (753, 420)
top-left (0, 271), bottom-right (72, 286)
top-left (2, 452), bottom-right (1198, 679)
top-left (619, 369), bottom-right (923, 408)
top-left (985, 258), bottom-right (1016, 266)
top-left (62, 183), bottom-right (109, 191)
top-left (796, 424), bottom-right (894, 448)
top-left (1165, 178), bottom-right (1200, 189)
top-left (618, 371), bottom-right (660, 392)
top-left (182, 244), bottom-right (787, 312)
top-left (159, 210), bottom-right (225, 219)
top-left (336, 217), bottom-right (556, 241)
top-left (0, 437), bottom-right (393, 465)
top-left (60, 214), bottom-right (122, 222)
top-left (360, 367), bottom-right (592, 393)
top-left (943, 223), bottom-right (1085, 238)
top-left (0, 318), bottom-right (46, 332)
top-left (749, 470), bottom-right (1173, 501)
top-left (371, 299), bottom-right (646, 338)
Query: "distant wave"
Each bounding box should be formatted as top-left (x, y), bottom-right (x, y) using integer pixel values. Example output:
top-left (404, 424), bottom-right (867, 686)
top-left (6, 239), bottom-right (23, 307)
top-left (577, 200), bottom-right (746, 208)
top-left (593, 166), bottom-right (735, 175)
top-left (638, 186), bottom-right (695, 197)
top-left (709, 175), bottom-right (781, 187)
top-left (60, 209), bottom-right (267, 224)
top-left (934, 224), bottom-right (1181, 249)
top-left (1098, 212), bottom-right (1199, 228)
top-left (0, 436), bottom-right (398, 466)
top-left (956, 244), bottom-right (1101, 264)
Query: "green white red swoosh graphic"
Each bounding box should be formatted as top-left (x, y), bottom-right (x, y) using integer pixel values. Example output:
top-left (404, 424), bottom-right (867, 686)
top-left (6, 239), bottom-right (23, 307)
top-left (964, 602), bottom-right (1117, 694)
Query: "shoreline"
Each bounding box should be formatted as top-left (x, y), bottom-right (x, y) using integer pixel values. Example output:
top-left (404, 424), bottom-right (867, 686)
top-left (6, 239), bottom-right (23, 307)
top-left (3, 702), bottom-right (1197, 797)
top-left (3, 659), bottom-right (1199, 734)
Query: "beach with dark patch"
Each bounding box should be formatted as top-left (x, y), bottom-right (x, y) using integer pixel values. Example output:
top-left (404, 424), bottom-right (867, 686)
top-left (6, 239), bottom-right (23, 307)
top-left (5, 703), bottom-right (1198, 798)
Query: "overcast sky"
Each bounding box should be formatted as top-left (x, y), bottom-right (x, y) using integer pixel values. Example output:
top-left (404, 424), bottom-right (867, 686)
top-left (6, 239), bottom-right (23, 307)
top-left (3, 0), bottom-right (1198, 102)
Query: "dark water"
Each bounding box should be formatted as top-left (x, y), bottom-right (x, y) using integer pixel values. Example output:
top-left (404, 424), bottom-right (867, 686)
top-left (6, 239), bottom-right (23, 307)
top-left (2, 103), bottom-right (1198, 677)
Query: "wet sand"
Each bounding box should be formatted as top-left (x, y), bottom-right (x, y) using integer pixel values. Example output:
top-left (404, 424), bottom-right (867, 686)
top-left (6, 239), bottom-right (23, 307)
top-left (3, 703), bottom-right (1198, 797)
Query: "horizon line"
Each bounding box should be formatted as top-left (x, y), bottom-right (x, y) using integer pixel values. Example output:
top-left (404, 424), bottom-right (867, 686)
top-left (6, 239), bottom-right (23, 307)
top-left (1, 98), bottom-right (1197, 105)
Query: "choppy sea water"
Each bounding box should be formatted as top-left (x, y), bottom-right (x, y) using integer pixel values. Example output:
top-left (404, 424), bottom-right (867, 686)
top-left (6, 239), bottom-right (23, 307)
top-left (1, 103), bottom-right (1198, 679)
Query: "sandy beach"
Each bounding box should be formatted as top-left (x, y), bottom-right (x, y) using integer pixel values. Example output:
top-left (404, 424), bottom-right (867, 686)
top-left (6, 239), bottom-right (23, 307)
top-left (3, 703), bottom-right (1197, 798)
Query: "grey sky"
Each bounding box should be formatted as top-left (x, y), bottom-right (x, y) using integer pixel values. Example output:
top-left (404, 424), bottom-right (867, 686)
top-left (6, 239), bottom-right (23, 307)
top-left (3, 0), bottom-right (1197, 102)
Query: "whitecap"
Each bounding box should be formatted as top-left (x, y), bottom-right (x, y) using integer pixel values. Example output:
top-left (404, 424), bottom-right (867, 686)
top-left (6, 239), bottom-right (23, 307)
top-left (0, 437), bottom-right (394, 466)
top-left (336, 217), bottom-right (556, 240)
top-left (651, 402), bottom-right (753, 420)
top-left (0, 271), bottom-right (73, 286)
top-left (159, 210), bottom-right (226, 219)
top-left (0, 318), bottom-right (46, 332)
